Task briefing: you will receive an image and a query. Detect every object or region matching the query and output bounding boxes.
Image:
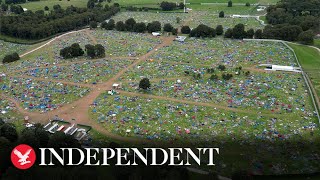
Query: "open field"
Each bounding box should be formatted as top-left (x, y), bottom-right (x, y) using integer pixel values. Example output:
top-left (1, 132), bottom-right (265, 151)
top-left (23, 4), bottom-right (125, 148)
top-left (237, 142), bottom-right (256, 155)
top-left (288, 43), bottom-right (320, 100)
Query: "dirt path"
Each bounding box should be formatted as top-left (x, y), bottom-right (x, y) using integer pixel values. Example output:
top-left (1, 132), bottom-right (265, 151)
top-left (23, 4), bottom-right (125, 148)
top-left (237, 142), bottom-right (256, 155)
top-left (2, 35), bottom-right (176, 144)
top-left (85, 29), bottom-right (98, 44)
top-left (19, 29), bottom-right (89, 58)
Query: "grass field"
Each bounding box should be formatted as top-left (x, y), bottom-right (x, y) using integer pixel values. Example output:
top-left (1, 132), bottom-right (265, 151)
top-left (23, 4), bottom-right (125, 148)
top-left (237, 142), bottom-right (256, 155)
top-left (18, 0), bottom-right (278, 12)
top-left (288, 43), bottom-right (320, 99)
top-left (314, 39), bottom-right (320, 49)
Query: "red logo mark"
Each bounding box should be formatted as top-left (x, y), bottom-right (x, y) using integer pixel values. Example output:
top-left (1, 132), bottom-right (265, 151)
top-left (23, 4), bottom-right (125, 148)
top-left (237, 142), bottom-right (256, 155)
top-left (11, 144), bottom-right (36, 170)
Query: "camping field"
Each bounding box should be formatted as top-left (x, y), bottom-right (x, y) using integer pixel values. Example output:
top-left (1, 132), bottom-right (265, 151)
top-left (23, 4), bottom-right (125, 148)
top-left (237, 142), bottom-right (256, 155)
top-left (1, 0), bottom-right (320, 177)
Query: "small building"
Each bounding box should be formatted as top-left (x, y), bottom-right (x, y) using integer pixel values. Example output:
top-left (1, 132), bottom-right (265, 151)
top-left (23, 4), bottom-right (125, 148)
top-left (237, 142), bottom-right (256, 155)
top-left (112, 83), bottom-right (120, 89)
top-left (175, 36), bottom-right (187, 42)
top-left (257, 6), bottom-right (266, 12)
top-left (259, 64), bottom-right (302, 72)
top-left (152, 32), bottom-right (161, 36)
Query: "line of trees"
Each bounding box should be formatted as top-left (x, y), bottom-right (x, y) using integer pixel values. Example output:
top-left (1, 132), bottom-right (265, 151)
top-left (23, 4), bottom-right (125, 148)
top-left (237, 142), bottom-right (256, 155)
top-left (0, 3), bottom-right (120, 40)
top-left (182, 22), bottom-right (313, 45)
top-left (101, 18), bottom-right (178, 34)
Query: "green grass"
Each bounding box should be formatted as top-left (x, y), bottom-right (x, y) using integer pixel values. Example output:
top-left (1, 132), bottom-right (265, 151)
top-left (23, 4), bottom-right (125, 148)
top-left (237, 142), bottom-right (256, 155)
top-left (288, 43), bottom-right (320, 99)
top-left (17, 0), bottom-right (279, 12)
top-left (20, 0), bottom-right (88, 11)
top-left (314, 39), bottom-right (320, 49)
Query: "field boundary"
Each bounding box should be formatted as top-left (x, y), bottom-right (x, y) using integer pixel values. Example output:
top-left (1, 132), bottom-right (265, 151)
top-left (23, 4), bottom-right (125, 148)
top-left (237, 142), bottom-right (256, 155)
top-left (244, 38), bottom-right (320, 124)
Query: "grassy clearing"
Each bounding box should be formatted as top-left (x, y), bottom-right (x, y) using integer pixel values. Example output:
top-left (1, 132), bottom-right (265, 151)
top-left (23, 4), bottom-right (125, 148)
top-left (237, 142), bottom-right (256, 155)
top-left (288, 43), bottom-right (320, 99)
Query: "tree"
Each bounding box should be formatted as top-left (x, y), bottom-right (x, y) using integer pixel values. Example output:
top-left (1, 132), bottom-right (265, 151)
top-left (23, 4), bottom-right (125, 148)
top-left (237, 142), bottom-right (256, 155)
top-left (3, 52), bottom-right (20, 64)
top-left (107, 0), bottom-right (111, 3)
top-left (246, 28), bottom-right (254, 39)
top-left (106, 19), bottom-right (115, 30)
top-left (219, 11), bottom-right (224, 18)
top-left (44, 6), bottom-right (49, 11)
top-left (181, 26), bottom-right (191, 34)
top-left (85, 44), bottom-right (95, 58)
top-left (163, 23), bottom-right (173, 32)
top-left (87, 0), bottom-right (95, 9)
top-left (1, 4), bottom-right (8, 11)
top-left (216, 25), bottom-right (224, 35)
top-left (222, 73), bottom-right (233, 80)
top-left (101, 21), bottom-right (108, 29)
top-left (0, 123), bottom-right (18, 142)
top-left (70, 43), bottom-right (84, 57)
top-left (133, 22), bottom-right (147, 33)
top-left (218, 65), bottom-right (226, 71)
top-left (139, 78), bottom-right (151, 90)
top-left (232, 23), bottom-right (246, 39)
top-left (298, 30), bottom-right (314, 45)
top-left (245, 2), bottom-right (250, 7)
top-left (94, 44), bottom-right (105, 58)
top-left (115, 21), bottom-right (126, 31)
top-left (147, 21), bottom-right (161, 33)
top-left (190, 24), bottom-right (216, 38)
top-left (90, 21), bottom-right (98, 29)
top-left (160, 1), bottom-right (176, 11)
top-left (125, 18), bottom-right (136, 31)
top-left (210, 74), bottom-right (218, 81)
top-left (60, 43), bottom-right (84, 59)
top-left (171, 28), bottom-right (178, 35)
top-left (254, 29), bottom-right (263, 39)
top-left (228, 0), bottom-right (232, 7)
top-left (224, 28), bottom-right (233, 38)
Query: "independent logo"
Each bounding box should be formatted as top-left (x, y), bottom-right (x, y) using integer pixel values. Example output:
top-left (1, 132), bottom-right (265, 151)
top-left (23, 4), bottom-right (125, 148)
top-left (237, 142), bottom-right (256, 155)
top-left (11, 144), bottom-right (36, 170)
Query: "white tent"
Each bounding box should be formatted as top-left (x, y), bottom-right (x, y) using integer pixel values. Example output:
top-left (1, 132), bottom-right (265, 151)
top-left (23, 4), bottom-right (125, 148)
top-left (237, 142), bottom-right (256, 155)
top-left (259, 64), bottom-right (302, 72)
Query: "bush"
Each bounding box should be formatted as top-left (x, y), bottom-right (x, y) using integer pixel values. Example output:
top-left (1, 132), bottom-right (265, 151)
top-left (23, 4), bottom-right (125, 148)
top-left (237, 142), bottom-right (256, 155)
top-left (3, 52), bottom-right (20, 64)
top-left (254, 29), bottom-right (263, 39)
top-left (224, 28), bottom-right (233, 38)
top-left (85, 44), bottom-right (105, 58)
top-left (222, 73), bottom-right (233, 80)
top-left (139, 78), bottom-right (151, 90)
top-left (246, 28), bottom-right (254, 39)
top-left (60, 43), bottom-right (84, 59)
top-left (181, 26), bottom-right (191, 34)
top-left (160, 1), bottom-right (176, 11)
top-left (147, 21), bottom-right (161, 33)
top-left (245, 2), bottom-right (250, 6)
top-left (105, 19), bottom-right (115, 30)
top-left (163, 23), bottom-right (173, 32)
top-left (217, 65), bottom-right (226, 71)
top-left (133, 22), bottom-right (147, 33)
top-left (219, 11), bottom-right (224, 18)
top-left (216, 25), bottom-right (224, 35)
top-left (115, 21), bottom-right (126, 31)
top-left (190, 24), bottom-right (216, 38)
top-left (228, 0), bottom-right (232, 7)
